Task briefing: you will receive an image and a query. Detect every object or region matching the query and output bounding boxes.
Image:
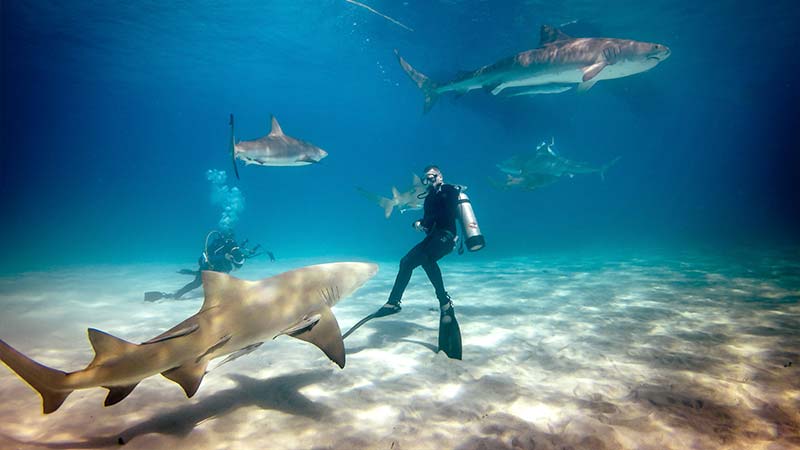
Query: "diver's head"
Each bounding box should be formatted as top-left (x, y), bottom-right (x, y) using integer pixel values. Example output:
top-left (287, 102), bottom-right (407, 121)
top-left (422, 165), bottom-right (444, 189)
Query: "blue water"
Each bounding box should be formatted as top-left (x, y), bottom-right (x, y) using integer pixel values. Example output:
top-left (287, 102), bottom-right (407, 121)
top-left (1, 0), bottom-right (798, 271)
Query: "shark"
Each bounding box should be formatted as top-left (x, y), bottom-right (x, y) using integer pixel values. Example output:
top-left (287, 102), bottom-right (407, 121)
top-left (490, 139), bottom-right (620, 191)
top-left (497, 138), bottom-right (620, 181)
top-left (0, 262), bottom-right (377, 414)
top-left (488, 173), bottom-right (560, 192)
top-left (229, 114), bottom-right (328, 179)
top-left (395, 24), bottom-right (671, 112)
top-left (356, 174), bottom-right (427, 218)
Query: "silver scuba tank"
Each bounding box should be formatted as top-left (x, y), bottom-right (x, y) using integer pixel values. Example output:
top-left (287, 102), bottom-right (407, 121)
top-left (457, 190), bottom-right (485, 251)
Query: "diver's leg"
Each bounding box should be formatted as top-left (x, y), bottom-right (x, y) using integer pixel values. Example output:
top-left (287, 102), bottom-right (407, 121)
top-left (386, 240), bottom-right (428, 305)
top-left (421, 261), bottom-right (449, 304)
top-left (172, 273), bottom-right (202, 300)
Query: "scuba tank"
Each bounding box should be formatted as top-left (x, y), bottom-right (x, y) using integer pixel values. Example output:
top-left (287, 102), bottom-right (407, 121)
top-left (456, 189), bottom-right (485, 252)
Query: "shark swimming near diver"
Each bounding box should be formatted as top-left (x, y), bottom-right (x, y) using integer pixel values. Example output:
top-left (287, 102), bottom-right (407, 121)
top-left (491, 138), bottom-right (620, 191)
top-left (0, 262), bottom-right (377, 414)
top-left (229, 114), bottom-right (328, 179)
top-left (356, 174), bottom-right (427, 218)
top-left (395, 24), bottom-right (671, 113)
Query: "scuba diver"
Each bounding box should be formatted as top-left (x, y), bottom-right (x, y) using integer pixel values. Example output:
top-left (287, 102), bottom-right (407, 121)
top-left (144, 230), bottom-right (274, 302)
top-left (344, 165), bottom-right (466, 359)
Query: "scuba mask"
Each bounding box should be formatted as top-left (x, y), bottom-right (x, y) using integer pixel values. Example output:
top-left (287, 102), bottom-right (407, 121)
top-left (422, 171), bottom-right (442, 186)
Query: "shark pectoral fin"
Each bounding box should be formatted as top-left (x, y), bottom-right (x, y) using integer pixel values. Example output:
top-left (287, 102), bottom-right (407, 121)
top-left (487, 82), bottom-right (506, 96)
top-left (103, 382), bottom-right (140, 406)
top-left (582, 62), bottom-right (606, 82)
top-left (87, 328), bottom-right (139, 367)
top-left (288, 306), bottom-right (346, 369)
top-left (576, 77), bottom-right (599, 92)
top-left (142, 323), bottom-right (199, 345)
top-left (162, 360), bottom-right (209, 397)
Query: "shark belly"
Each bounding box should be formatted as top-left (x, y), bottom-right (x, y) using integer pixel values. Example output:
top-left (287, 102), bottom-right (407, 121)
top-left (491, 67), bottom-right (584, 94)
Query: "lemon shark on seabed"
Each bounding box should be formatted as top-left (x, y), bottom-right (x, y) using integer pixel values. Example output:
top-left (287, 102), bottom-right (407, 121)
top-left (0, 262), bottom-right (378, 414)
top-left (229, 113), bottom-right (328, 179)
top-left (356, 174), bottom-right (427, 218)
top-left (395, 24), bottom-right (671, 112)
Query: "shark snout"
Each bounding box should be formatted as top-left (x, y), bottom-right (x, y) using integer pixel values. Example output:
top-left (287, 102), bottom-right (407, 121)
top-left (648, 44), bottom-right (671, 61)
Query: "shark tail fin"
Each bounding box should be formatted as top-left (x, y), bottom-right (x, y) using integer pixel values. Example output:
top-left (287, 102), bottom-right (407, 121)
top-left (230, 113), bottom-right (240, 180)
top-left (0, 339), bottom-right (71, 414)
top-left (380, 196), bottom-right (395, 219)
top-left (394, 49), bottom-right (440, 113)
top-left (356, 187), bottom-right (394, 218)
top-left (600, 156), bottom-right (621, 181)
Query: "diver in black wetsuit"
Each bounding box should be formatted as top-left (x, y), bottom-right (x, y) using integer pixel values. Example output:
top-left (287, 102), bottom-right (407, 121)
top-left (144, 230), bottom-right (274, 302)
top-left (360, 165), bottom-right (463, 359)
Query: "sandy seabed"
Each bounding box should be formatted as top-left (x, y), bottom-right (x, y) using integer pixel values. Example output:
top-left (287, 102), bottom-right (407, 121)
top-left (0, 250), bottom-right (798, 450)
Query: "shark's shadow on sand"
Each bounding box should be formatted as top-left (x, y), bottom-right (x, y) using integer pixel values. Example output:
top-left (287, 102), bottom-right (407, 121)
top-left (10, 370), bottom-right (333, 448)
top-left (345, 319), bottom-right (439, 354)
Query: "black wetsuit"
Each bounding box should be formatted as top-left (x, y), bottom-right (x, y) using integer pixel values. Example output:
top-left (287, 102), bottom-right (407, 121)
top-left (388, 183), bottom-right (460, 306)
top-left (173, 238), bottom-right (240, 299)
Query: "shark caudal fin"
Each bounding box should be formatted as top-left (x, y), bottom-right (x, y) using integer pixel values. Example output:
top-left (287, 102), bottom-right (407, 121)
top-left (600, 156), bottom-right (621, 181)
top-left (0, 339), bottom-right (71, 414)
top-left (357, 187), bottom-right (395, 218)
top-left (394, 49), bottom-right (440, 113)
top-left (230, 113), bottom-right (240, 180)
top-left (380, 196), bottom-right (395, 218)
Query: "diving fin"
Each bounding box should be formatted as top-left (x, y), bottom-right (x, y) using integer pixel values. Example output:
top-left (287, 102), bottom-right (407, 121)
top-left (342, 303), bottom-right (401, 340)
top-left (144, 291), bottom-right (172, 302)
top-left (437, 302), bottom-right (462, 360)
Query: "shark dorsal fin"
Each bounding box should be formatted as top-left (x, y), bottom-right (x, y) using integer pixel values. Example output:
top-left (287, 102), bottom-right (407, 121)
top-left (88, 328), bottom-right (138, 366)
top-left (269, 115), bottom-right (284, 136)
top-left (200, 271), bottom-right (252, 311)
top-left (288, 305), bottom-right (345, 368)
top-left (540, 25), bottom-right (571, 45)
top-left (391, 186), bottom-right (401, 200)
top-left (412, 174), bottom-right (423, 186)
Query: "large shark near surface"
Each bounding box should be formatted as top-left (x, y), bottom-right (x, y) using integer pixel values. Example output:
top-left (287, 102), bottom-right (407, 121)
top-left (395, 24), bottom-right (671, 112)
top-left (356, 174), bottom-right (427, 218)
top-left (229, 114), bottom-right (328, 179)
top-left (0, 262), bottom-right (377, 414)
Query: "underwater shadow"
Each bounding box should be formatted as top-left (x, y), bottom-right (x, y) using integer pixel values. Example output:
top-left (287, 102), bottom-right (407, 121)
top-left (345, 319), bottom-right (435, 354)
top-left (15, 370), bottom-right (334, 448)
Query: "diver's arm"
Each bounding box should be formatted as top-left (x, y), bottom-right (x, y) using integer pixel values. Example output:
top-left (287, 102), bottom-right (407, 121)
top-left (418, 194), bottom-right (435, 231)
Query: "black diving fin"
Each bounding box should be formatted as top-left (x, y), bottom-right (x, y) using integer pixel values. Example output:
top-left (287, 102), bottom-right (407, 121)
top-left (437, 303), bottom-right (462, 360)
top-left (144, 291), bottom-right (172, 302)
top-left (342, 303), bottom-right (401, 340)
